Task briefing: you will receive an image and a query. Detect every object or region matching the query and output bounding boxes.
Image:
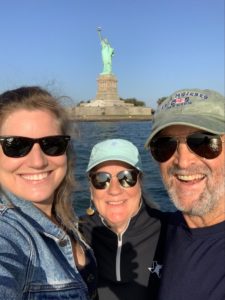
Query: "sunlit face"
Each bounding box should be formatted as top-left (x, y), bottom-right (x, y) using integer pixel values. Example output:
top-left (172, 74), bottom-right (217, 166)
top-left (90, 161), bottom-right (142, 233)
top-left (0, 109), bottom-right (67, 212)
top-left (159, 125), bottom-right (225, 220)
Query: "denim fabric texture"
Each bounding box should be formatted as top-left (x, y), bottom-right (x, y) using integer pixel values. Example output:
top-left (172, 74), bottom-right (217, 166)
top-left (0, 190), bottom-right (92, 300)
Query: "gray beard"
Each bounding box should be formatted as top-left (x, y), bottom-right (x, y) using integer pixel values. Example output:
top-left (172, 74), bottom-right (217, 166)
top-left (167, 183), bottom-right (223, 216)
top-left (163, 166), bottom-right (225, 217)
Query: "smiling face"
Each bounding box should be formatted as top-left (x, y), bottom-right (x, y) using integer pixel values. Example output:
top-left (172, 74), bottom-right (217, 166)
top-left (159, 125), bottom-right (225, 226)
top-left (90, 161), bottom-right (142, 233)
top-left (0, 109), bottom-right (67, 214)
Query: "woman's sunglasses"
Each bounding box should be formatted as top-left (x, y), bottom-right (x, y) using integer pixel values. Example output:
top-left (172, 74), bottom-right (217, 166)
top-left (149, 132), bottom-right (224, 163)
top-left (89, 169), bottom-right (139, 190)
top-left (0, 135), bottom-right (70, 158)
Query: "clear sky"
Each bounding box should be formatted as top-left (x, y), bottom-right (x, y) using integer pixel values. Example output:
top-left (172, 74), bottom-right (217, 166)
top-left (0, 0), bottom-right (224, 108)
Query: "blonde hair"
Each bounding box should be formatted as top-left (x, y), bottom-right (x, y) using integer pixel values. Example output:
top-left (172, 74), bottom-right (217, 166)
top-left (0, 86), bottom-right (78, 230)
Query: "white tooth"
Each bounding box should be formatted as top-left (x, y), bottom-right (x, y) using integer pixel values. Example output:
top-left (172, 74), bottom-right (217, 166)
top-left (108, 201), bottom-right (124, 205)
top-left (177, 174), bottom-right (204, 181)
top-left (22, 173), bottom-right (48, 181)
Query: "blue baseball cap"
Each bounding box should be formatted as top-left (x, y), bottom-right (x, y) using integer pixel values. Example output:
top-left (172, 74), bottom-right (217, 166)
top-left (86, 139), bottom-right (143, 172)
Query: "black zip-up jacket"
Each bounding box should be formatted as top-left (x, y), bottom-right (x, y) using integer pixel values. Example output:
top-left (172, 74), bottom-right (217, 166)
top-left (79, 201), bottom-right (164, 300)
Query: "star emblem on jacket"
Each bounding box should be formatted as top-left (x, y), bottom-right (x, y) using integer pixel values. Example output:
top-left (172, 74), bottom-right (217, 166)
top-left (148, 261), bottom-right (163, 278)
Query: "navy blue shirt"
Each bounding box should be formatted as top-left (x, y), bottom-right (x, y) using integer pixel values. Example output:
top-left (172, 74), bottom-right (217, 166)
top-left (158, 212), bottom-right (225, 300)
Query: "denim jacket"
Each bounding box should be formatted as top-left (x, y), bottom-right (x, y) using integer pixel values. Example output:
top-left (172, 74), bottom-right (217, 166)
top-left (0, 190), bottom-right (95, 300)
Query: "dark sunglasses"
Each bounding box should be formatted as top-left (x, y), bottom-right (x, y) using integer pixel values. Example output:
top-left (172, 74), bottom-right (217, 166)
top-left (150, 132), bottom-right (224, 163)
top-left (89, 169), bottom-right (139, 189)
top-left (0, 135), bottom-right (70, 158)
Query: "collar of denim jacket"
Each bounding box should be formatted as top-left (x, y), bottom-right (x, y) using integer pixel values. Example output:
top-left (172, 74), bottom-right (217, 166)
top-left (0, 188), bottom-right (66, 242)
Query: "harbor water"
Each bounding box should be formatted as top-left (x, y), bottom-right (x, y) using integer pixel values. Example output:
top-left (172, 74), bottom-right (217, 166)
top-left (72, 121), bottom-right (176, 216)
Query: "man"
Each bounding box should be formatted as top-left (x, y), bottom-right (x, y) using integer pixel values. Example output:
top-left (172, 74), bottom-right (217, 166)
top-left (145, 88), bottom-right (225, 300)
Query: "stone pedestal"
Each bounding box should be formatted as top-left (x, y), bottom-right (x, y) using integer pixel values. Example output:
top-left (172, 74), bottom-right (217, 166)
top-left (96, 74), bottom-right (120, 101)
top-left (71, 72), bottom-right (153, 120)
top-left (80, 73), bottom-right (133, 107)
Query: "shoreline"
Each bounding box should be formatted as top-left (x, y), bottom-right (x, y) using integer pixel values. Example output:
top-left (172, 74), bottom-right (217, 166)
top-left (70, 115), bottom-right (152, 122)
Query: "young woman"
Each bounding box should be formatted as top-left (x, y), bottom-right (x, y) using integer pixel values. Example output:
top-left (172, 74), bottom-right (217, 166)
top-left (0, 86), bottom-right (97, 299)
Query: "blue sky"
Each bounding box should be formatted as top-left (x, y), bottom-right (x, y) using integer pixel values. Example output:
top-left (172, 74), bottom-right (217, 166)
top-left (0, 0), bottom-right (224, 108)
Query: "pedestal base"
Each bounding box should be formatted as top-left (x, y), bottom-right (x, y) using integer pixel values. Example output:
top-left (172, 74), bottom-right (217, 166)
top-left (96, 74), bottom-right (120, 101)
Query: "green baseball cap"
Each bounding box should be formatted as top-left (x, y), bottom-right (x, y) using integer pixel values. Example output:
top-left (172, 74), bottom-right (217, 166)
top-left (145, 88), bottom-right (225, 148)
top-left (86, 139), bottom-right (143, 172)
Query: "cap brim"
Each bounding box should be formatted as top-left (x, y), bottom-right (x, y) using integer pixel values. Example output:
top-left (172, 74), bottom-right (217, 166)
top-left (86, 156), bottom-right (142, 172)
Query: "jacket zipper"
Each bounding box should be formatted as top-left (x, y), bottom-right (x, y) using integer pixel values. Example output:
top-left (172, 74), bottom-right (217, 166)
top-left (100, 213), bottom-right (140, 282)
top-left (116, 233), bottom-right (123, 281)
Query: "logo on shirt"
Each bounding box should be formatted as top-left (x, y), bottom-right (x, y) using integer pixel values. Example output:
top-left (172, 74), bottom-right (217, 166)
top-left (148, 261), bottom-right (163, 278)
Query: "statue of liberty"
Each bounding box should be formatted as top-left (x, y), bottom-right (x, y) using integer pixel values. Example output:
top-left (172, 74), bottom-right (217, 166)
top-left (97, 27), bottom-right (114, 75)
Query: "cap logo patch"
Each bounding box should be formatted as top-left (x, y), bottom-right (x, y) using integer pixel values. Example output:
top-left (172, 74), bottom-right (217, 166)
top-left (157, 91), bottom-right (209, 112)
top-left (159, 96), bottom-right (191, 111)
top-left (174, 97), bottom-right (186, 104)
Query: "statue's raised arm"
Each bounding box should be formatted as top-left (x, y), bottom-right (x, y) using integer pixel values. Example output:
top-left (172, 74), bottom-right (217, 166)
top-left (97, 27), bottom-right (114, 75)
top-left (97, 27), bottom-right (103, 42)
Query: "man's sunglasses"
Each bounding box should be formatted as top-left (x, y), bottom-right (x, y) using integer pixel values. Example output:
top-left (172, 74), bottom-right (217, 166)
top-left (89, 169), bottom-right (139, 190)
top-left (0, 135), bottom-right (70, 158)
top-left (149, 132), bottom-right (224, 163)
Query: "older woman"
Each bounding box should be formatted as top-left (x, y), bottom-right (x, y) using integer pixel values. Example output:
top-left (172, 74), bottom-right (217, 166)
top-left (0, 86), bottom-right (97, 299)
top-left (80, 139), bottom-right (164, 300)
